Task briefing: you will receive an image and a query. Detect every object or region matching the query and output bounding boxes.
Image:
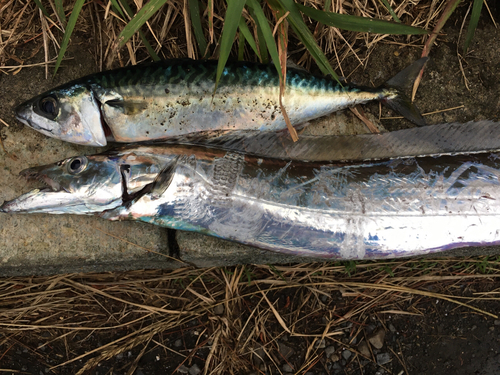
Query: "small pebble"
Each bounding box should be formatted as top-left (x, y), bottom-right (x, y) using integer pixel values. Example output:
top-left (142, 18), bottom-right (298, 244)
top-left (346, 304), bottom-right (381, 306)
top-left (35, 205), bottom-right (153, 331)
top-left (330, 353), bottom-right (340, 362)
top-left (342, 349), bottom-right (352, 360)
top-left (189, 364), bottom-right (201, 375)
top-left (315, 339), bottom-right (326, 349)
top-left (358, 340), bottom-right (371, 357)
top-left (174, 339), bottom-right (183, 348)
top-left (283, 363), bottom-right (293, 372)
top-left (116, 353), bottom-right (124, 360)
top-left (214, 304), bottom-right (224, 315)
top-left (368, 327), bottom-right (386, 349)
top-left (494, 319), bottom-right (500, 326)
top-left (388, 323), bottom-right (396, 333)
top-left (177, 365), bottom-right (189, 374)
top-left (377, 352), bottom-right (391, 365)
top-left (325, 345), bottom-right (336, 359)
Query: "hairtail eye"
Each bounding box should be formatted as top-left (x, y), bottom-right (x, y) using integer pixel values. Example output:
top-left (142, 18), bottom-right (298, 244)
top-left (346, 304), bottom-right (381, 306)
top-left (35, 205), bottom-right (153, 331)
top-left (38, 95), bottom-right (59, 119)
top-left (67, 156), bottom-right (88, 174)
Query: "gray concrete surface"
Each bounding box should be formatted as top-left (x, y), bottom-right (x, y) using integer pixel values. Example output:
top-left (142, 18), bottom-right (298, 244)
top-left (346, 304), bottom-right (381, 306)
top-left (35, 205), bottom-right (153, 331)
top-left (1, 32), bottom-right (500, 276)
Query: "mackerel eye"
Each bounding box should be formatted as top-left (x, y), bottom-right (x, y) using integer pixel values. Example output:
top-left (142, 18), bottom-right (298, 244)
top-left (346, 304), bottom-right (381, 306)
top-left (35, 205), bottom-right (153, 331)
top-left (38, 95), bottom-right (59, 119)
top-left (66, 156), bottom-right (88, 175)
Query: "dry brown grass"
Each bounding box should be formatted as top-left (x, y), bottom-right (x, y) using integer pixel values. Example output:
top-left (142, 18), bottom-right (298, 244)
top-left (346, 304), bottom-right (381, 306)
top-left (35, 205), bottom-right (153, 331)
top-left (0, 259), bottom-right (499, 373)
top-left (1, 0), bottom-right (459, 74)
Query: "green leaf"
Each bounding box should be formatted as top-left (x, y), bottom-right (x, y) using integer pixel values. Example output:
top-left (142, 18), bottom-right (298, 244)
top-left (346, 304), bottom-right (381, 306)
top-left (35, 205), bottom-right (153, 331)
top-left (110, 0), bottom-right (126, 18)
top-left (116, 0), bottom-right (160, 61)
top-left (251, 7), bottom-right (269, 63)
top-left (246, 0), bottom-right (281, 79)
top-left (238, 29), bottom-right (245, 60)
top-left (54, 0), bottom-right (85, 75)
top-left (238, 16), bottom-right (260, 59)
top-left (54, 0), bottom-right (67, 27)
top-left (189, 0), bottom-right (208, 57)
top-left (117, 0), bottom-right (169, 48)
top-left (215, 0), bottom-right (246, 90)
top-left (296, 3), bottom-right (428, 34)
top-left (33, 0), bottom-right (50, 18)
top-left (379, 0), bottom-right (400, 23)
top-left (276, 0), bottom-right (338, 80)
top-left (463, 0), bottom-right (484, 53)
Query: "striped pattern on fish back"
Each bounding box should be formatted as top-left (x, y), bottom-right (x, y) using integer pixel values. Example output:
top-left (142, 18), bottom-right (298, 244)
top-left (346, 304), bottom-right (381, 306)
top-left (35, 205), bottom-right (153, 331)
top-left (87, 59), bottom-right (356, 95)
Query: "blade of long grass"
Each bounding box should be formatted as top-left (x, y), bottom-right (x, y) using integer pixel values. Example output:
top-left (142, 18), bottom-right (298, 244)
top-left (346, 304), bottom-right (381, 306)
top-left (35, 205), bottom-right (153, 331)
top-left (463, 0), bottom-right (484, 53)
top-left (54, 0), bottom-right (67, 27)
top-left (33, 0), bottom-right (50, 18)
top-left (215, 0), bottom-right (246, 90)
top-left (208, 0), bottom-right (214, 43)
top-left (246, 0), bottom-right (281, 77)
top-left (251, 8), bottom-right (269, 63)
top-left (53, 0), bottom-right (85, 75)
top-left (238, 16), bottom-right (260, 59)
top-left (117, 0), bottom-right (168, 47)
top-left (379, 0), bottom-right (400, 23)
top-left (116, 0), bottom-right (160, 61)
top-left (110, 0), bottom-right (125, 17)
top-left (296, 3), bottom-right (428, 34)
top-left (238, 29), bottom-right (245, 60)
top-left (275, 0), bottom-right (338, 80)
top-left (189, 0), bottom-right (208, 57)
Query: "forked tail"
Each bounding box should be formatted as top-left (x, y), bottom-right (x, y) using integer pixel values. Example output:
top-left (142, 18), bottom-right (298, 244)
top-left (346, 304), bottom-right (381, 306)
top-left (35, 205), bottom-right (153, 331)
top-left (381, 57), bottom-right (428, 126)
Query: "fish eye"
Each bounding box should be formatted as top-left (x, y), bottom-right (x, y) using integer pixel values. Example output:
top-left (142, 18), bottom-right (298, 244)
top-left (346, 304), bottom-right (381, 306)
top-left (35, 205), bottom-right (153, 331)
top-left (38, 95), bottom-right (59, 119)
top-left (66, 156), bottom-right (88, 175)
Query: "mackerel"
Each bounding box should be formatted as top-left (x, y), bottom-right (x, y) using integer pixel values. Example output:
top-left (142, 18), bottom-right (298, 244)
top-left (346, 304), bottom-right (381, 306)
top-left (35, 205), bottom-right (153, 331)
top-left (15, 58), bottom-right (427, 146)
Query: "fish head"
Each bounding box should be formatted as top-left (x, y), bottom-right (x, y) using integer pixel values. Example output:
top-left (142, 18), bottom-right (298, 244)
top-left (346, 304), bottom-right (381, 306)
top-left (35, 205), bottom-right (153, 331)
top-left (0, 150), bottom-right (168, 215)
top-left (15, 84), bottom-right (107, 146)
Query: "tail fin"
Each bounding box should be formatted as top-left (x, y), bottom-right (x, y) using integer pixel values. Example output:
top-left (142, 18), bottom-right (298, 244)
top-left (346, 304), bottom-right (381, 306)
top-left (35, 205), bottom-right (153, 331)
top-left (382, 57), bottom-right (428, 127)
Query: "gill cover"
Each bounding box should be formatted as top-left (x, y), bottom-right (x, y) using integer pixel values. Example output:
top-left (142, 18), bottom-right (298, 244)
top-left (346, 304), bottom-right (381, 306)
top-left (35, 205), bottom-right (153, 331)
top-left (15, 84), bottom-right (107, 146)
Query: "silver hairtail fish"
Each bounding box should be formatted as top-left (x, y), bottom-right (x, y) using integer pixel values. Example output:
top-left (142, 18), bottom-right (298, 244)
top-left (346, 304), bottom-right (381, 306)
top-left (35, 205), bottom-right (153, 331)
top-left (15, 58), bottom-right (427, 146)
top-left (2, 141), bottom-right (500, 260)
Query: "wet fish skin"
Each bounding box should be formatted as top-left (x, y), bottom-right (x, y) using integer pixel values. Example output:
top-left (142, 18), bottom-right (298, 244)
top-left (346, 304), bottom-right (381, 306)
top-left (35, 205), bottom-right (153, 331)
top-left (15, 58), bottom-right (426, 146)
top-left (2, 143), bottom-right (500, 259)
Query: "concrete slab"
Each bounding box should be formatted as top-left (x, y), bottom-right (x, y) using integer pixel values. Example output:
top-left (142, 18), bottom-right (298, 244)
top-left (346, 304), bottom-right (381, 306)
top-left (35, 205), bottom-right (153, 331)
top-left (1, 32), bottom-right (500, 276)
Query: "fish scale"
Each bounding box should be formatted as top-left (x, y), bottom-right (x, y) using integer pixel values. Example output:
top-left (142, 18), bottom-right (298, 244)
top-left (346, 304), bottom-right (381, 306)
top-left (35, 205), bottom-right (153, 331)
top-left (14, 58), bottom-right (426, 146)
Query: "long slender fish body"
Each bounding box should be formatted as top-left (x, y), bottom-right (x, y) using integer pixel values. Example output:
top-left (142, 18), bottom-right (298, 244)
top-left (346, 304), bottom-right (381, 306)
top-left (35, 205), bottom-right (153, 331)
top-left (15, 58), bottom-right (426, 146)
top-left (2, 143), bottom-right (500, 259)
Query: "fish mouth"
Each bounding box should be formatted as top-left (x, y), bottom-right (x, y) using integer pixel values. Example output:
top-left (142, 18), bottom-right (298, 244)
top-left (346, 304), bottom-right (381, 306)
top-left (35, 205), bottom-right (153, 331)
top-left (20, 168), bottom-right (62, 192)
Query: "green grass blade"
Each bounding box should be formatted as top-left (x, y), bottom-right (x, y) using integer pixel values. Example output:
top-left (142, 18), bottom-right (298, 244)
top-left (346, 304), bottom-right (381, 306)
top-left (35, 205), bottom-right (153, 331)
top-left (116, 0), bottom-right (160, 61)
top-left (215, 0), bottom-right (246, 90)
top-left (238, 16), bottom-right (260, 59)
top-left (33, 0), bottom-right (50, 18)
top-left (238, 29), bottom-right (245, 60)
top-left (246, 0), bottom-right (281, 78)
top-left (110, 0), bottom-right (126, 18)
top-left (189, 0), bottom-right (208, 57)
top-left (53, 0), bottom-right (85, 75)
top-left (252, 8), bottom-right (269, 63)
top-left (276, 0), bottom-right (338, 80)
top-left (117, 0), bottom-right (169, 48)
top-left (54, 0), bottom-right (67, 27)
top-left (379, 0), bottom-right (400, 23)
top-left (463, 0), bottom-right (484, 53)
top-left (296, 3), bottom-right (428, 34)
